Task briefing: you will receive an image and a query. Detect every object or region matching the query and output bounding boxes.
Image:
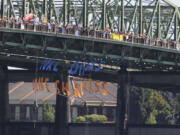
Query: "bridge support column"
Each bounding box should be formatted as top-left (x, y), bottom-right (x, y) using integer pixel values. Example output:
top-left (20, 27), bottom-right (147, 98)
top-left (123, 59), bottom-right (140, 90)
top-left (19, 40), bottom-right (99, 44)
top-left (55, 70), bottom-right (68, 135)
top-left (0, 65), bottom-right (8, 135)
top-left (116, 68), bottom-right (128, 135)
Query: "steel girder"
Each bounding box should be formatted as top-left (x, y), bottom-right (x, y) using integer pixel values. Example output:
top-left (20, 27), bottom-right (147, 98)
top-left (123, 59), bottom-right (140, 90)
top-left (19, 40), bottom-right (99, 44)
top-left (1, 28), bottom-right (180, 72)
top-left (6, 70), bottom-right (180, 92)
top-left (0, 0), bottom-right (180, 41)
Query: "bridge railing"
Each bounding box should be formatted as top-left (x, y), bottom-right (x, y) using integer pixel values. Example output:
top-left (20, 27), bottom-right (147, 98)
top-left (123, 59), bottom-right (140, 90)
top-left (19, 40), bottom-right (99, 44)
top-left (0, 20), bottom-right (178, 51)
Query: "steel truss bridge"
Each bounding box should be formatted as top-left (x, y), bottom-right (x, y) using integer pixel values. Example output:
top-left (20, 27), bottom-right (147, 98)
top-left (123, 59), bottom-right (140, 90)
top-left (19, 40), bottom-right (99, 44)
top-left (1, 0), bottom-right (180, 40)
top-left (0, 0), bottom-right (179, 73)
top-left (0, 1), bottom-right (180, 135)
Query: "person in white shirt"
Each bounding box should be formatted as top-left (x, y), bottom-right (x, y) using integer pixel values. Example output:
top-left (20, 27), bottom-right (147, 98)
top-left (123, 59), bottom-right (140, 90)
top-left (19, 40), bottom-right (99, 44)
top-left (177, 42), bottom-right (180, 50)
top-left (20, 19), bottom-right (24, 30)
top-left (75, 27), bottom-right (79, 36)
top-left (48, 22), bottom-right (51, 32)
top-left (34, 17), bottom-right (39, 31)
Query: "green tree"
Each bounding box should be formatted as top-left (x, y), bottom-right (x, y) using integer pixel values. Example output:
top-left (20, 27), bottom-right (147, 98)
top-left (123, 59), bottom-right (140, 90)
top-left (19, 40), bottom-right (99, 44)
top-left (145, 112), bottom-right (157, 124)
top-left (43, 103), bottom-right (55, 122)
top-left (129, 86), bottom-right (172, 124)
top-left (174, 94), bottom-right (180, 124)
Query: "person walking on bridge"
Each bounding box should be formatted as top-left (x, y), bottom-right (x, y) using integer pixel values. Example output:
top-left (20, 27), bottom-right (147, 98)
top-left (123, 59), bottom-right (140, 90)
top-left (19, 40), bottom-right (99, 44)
top-left (48, 22), bottom-right (51, 32)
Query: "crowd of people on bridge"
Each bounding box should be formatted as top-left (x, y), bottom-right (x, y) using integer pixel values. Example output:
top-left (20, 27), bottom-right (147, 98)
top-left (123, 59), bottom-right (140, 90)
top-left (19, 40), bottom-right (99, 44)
top-left (0, 14), bottom-right (179, 50)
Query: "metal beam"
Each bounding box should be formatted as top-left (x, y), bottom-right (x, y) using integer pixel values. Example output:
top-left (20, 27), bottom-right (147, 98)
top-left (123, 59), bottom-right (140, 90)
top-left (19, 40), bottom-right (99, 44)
top-left (52, 0), bottom-right (59, 23)
top-left (21, 34), bottom-right (26, 48)
top-left (174, 10), bottom-right (178, 41)
top-left (121, 0), bottom-right (125, 32)
top-left (30, 0), bottom-right (37, 15)
top-left (8, 0), bottom-right (16, 18)
top-left (43, 0), bottom-right (47, 16)
top-left (166, 11), bottom-right (176, 39)
top-left (1, 0), bottom-right (4, 18)
top-left (147, 1), bottom-right (159, 36)
top-left (63, 0), bottom-right (68, 25)
top-left (162, 0), bottom-right (178, 8)
top-left (102, 0), bottom-right (106, 30)
top-left (48, 0), bottom-right (52, 21)
top-left (139, 0), bottom-right (143, 35)
top-left (22, 0), bottom-right (26, 18)
top-left (42, 36), bottom-right (47, 51)
top-left (83, 0), bottom-right (88, 27)
top-left (157, 0), bottom-right (161, 39)
top-left (9, 3), bottom-right (12, 18)
top-left (128, 0), bottom-right (138, 33)
top-left (6, 70), bottom-right (180, 91)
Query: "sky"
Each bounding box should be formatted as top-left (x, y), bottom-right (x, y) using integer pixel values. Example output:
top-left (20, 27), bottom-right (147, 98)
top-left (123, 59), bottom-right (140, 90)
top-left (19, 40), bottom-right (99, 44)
top-left (171, 0), bottom-right (180, 6)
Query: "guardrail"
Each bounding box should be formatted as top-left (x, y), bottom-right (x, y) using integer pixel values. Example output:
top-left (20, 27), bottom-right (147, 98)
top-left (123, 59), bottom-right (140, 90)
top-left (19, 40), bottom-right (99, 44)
top-left (0, 21), bottom-right (178, 51)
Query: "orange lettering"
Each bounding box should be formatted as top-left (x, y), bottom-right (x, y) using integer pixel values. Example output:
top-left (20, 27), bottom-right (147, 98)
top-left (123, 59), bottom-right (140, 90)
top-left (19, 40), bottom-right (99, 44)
top-left (102, 81), bottom-right (109, 96)
top-left (45, 78), bottom-right (51, 92)
top-left (62, 82), bottom-right (71, 96)
top-left (89, 79), bottom-right (93, 94)
top-left (84, 79), bottom-right (88, 95)
top-left (55, 80), bottom-right (60, 94)
top-left (80, 81), bottom-right (84, 96)
top-left (95, 80), bottom-right (100, 94)
top-left (74, 82), bottom-right (81, 98)
top-left (38, 77), bottom-right (44, 91)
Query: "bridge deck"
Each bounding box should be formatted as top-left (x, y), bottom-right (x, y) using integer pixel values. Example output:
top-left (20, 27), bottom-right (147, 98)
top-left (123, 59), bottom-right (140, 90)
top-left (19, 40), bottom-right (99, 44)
top-left (0, 26), bottom-right (180, 72)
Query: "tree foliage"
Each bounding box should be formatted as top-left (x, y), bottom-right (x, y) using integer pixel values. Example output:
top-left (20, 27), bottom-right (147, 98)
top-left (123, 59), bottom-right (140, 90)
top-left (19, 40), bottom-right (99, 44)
top-left (43, 103), bottom-right (55, 122)
top-left (145, 113), bottom-right (157, 124)
top-left (75, 114), bottom-right (107, 123)
top-left (129, 86), bottom-right (172, 124)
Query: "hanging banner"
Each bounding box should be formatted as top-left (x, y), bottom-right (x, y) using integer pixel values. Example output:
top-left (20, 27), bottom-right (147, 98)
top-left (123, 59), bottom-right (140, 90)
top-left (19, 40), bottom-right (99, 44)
top-left (42, 15), bottom-right (47, 24)
top-left (24, 13), bottom-right (34, 21)
top-left (32, 77), bottom-right (109, 98)
top-left (111, 33), bottom-right (123, 41)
